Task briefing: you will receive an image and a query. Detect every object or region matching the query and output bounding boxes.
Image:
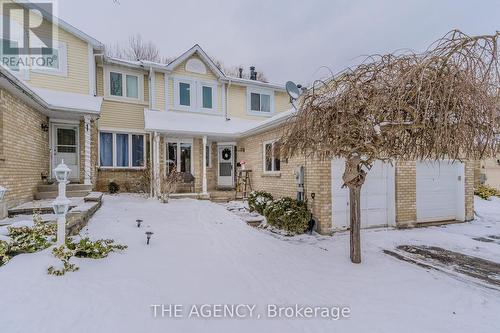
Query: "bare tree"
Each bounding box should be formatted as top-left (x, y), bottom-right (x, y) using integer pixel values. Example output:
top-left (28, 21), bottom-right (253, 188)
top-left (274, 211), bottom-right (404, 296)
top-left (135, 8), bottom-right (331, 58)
top-left (106, 34), bottom-right (171, 63)
top-left (211, 57), bottom-right (268, 82)
top-left (281, 30), bottom-right (500, 263)
top-left (160, 167), bottom-right (182, 203)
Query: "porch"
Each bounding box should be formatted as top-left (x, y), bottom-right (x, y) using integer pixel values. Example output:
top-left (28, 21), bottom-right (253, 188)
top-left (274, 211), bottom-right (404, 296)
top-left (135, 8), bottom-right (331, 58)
top-left (145, 109), bottom-right (257, 199)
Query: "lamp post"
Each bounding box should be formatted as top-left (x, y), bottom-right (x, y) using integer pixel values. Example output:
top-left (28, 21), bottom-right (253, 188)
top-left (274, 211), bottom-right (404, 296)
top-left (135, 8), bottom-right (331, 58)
top-left (52, 160), bottom-right (71, 246)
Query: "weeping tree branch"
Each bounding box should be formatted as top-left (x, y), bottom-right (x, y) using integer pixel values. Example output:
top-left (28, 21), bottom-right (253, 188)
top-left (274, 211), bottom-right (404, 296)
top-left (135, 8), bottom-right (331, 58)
top-left (281, 30), bottom-right (500, 263)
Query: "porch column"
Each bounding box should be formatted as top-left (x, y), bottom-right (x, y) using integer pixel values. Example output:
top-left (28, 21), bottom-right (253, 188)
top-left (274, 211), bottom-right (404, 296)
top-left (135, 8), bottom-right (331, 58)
top-left (202, 136), bottom-right (208, 194)
top-left (83, 115), bottom-right (91, 185)
top-left (153, 132), bottom-right (161, 198)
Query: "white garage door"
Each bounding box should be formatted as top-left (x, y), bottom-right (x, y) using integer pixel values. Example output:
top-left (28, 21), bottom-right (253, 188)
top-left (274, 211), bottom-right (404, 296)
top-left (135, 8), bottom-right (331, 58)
top-left (331, 159), bottom-right (395, 230)
top-left (416, 161), bottom-right (465, 223)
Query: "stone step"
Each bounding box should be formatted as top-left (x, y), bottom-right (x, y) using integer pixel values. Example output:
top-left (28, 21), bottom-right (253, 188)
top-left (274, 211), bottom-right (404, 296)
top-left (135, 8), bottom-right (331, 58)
top-left (37, 184), bottom-right (92, 192)
top-left (84, 192), bottom-right (104, 202)
top-left (34, 190), bottom-right (90, 200)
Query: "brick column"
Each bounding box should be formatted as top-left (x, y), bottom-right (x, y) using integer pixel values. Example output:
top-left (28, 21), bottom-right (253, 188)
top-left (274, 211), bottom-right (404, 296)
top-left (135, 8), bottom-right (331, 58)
top-left (395, 161), bottom-right (417, 227)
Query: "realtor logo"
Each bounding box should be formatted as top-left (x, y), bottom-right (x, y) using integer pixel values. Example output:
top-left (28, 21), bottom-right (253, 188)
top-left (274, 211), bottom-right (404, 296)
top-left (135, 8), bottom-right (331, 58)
top-left (2, 2), bottom-right (54, 55)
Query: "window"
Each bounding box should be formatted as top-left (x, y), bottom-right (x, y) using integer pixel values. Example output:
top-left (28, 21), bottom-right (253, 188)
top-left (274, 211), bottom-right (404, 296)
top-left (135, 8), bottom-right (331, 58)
top-left (179, 82), bottom-right (191, 106)
top-left (0, 38), bottom-right (19, 71)
top-left (110, 72), bottom-right (123, 96)
top-left (166, 140), bottom-right (193, 174)
top-left (107, 68), bottom-right (142, 100)
top-left (31, 42), bottom-right (68, 76)
top-left (202, 86), bottom-right (212, 109)
top-left (250, 93), bottom-right (271, 112)
top-left (99, 132), bottom-right (145, 168)
top-left (248, 88), bottom-right (274, 115)
top-left (264, 140), bottom-right (281, 172)
top-left (126, 75), bottom-right (139, 98)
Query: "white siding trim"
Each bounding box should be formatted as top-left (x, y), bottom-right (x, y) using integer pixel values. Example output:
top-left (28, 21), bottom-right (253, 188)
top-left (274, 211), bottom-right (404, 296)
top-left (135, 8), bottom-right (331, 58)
top-left (87, 43), bottom-right (96, 96)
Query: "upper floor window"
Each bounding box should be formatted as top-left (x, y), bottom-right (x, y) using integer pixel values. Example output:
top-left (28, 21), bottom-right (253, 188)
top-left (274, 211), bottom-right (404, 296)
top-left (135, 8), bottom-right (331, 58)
top-left (0, 38), bottom-right (19, 71)
top-left (179, 82), bottom-right (191, 106)
top-left (31, 42), bottom-right (68, 77)
top-left (247, 88), bottom-right (274, 116)
top-left (106, 67), bottom-right (143, 101)
top-left (173, 77), bottom-right (217, 113)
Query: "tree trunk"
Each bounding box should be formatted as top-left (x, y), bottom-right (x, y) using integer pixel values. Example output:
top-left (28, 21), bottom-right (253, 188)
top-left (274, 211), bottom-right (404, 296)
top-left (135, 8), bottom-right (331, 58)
top-left (349, 185), bottom-right (362, 263)
top-left (342, 156), bottom-right (367, 264)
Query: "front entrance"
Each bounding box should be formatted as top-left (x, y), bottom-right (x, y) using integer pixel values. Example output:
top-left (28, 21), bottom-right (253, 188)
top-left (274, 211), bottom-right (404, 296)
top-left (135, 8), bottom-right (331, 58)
top-left (217, 145), bottom-right (234, 188)
top-left (52, 124), bottom-right (79, 181)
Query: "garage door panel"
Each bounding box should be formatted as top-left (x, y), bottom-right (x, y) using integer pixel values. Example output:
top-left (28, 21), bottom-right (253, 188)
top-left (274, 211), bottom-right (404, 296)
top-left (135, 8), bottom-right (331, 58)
top-left (332, 159), bottom-right (394, 230)
top-left (416, 161), bottom-right (464, 222)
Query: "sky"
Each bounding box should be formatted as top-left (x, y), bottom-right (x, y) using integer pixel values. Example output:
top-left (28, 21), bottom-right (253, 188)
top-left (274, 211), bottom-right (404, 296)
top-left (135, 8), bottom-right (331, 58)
top-left (57, 0), bottom-right (500, 86)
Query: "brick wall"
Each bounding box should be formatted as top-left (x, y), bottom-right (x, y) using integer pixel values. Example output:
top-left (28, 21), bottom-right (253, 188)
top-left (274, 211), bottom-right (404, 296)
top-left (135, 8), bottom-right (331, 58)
top-left (237, 127), bottom-right (332, 234)
top-left (0, 89), bottom-right (50, 209)
top-left (395, 161), bottom-right (417, 226)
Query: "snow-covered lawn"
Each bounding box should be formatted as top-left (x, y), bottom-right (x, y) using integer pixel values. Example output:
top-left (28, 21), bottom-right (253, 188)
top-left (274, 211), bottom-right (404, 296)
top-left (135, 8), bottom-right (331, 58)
top-left (0, 194), bottom-right (499, 333)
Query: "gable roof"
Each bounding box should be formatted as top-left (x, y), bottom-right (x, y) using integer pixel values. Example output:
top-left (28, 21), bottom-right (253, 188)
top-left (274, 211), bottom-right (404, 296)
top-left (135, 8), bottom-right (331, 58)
top-left (14, 0), bottom-right (104, 50)
top-left (166, 44), bottom-right (226, 79)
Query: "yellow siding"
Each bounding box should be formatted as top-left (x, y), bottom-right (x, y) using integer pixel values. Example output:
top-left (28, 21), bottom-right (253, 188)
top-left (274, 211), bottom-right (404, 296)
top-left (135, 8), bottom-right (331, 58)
top-left (275, 91), bottom-right (291, 113)
top-left (144, 74), bottom-right (149, 105)
top-left (1, 2), bottom-right (91, 94)
top-left (96, 66), bottom-right (147, 130)
top-left (97, 100), bottom-right (145, 130)
top-left (155, 72), bottom-right (165, 110)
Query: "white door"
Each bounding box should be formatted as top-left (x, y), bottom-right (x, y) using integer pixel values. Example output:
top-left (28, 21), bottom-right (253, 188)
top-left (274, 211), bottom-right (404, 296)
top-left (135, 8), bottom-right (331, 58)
top-left (331, 159), bottom-right (395, 230)
top-left (416, 160), bottom-right (465, 223)
top-left (218, 145), bottom-right (234, 187)
top-left (53, 124), bottom-right (79, 180)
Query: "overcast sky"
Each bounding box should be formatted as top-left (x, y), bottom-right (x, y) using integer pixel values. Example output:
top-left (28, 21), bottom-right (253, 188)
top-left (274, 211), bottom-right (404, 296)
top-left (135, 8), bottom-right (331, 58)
top-left (58, 0), bottom-right (500, 86)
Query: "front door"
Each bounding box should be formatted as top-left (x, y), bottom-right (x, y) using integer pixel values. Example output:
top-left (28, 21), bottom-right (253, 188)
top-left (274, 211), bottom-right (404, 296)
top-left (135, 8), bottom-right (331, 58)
top-left (218, 145), bottom-right (234, 187)
top-left (52, 124), bottom-right (79, 180)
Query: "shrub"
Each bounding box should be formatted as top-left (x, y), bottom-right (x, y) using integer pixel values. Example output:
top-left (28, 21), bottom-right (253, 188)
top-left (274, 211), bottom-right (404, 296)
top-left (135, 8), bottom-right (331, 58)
top-left (475, 184), bottom-right (500, 200)
top-left (263, 197), bottom-right (310, 234)
top-left (48, 237), bottom-right (127, 276)
top-left (108, 181), bottom-right (120, 194)
top-left (8, 222), bottom-right (56, 254)
top-left (0, 240), bottom-right (10, 265)
top-left (248, 191), bottom-right (274, 214)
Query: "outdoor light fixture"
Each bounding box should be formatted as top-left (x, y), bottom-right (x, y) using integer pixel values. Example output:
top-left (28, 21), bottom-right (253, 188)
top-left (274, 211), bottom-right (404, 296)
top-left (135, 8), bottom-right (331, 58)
top-left (41, 123), bottom-right (49, 132)
top-left (0, 186), bottom-right (7, 202)
top-left (145, 231), bottom-right (154, 245)
top-left (136, 219), bottom-right (143, 228)
top-left (53, 160), bottom-right (71, 183)
top-left (52, 196), bottom-right (71, 216)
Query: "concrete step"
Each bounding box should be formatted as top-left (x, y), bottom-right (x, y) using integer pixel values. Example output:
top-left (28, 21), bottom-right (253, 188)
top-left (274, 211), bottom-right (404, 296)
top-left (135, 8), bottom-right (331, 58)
top-left (84, 192), bottom-right (104, 202)
top-left (34, 190), bottom-right (90, 200)
top-left (37, 184), bottom-right (92, 192)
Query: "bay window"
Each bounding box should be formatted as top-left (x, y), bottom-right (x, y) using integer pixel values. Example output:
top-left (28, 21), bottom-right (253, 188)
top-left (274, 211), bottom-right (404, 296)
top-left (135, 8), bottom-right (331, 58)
top-left (99, 132), bottom-right (145, 168)
top-left (263, 140), bottom-right (281, 173)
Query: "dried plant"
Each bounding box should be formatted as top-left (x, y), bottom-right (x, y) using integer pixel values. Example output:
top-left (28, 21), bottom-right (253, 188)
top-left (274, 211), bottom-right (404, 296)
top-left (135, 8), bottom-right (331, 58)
top-left (160, 167), bottom-right (182, 203)
top-left (281, 30), bottom-right (500, 263)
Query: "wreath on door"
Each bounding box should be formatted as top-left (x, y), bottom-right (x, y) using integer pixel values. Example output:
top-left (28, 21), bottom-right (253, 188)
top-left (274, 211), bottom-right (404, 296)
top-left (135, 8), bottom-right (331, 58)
top-left (222, 148), bottom-right (232, 160)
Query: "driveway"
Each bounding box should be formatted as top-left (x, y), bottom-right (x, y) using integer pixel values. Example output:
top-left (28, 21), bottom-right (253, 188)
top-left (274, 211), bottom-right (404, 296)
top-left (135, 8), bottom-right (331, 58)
top-left (0, 194), bottom-right (499, 333)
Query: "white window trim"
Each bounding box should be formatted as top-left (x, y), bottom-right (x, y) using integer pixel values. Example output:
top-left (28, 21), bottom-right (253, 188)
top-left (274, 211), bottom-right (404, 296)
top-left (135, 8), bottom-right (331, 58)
top-left (198, 81), bottom-right (218, 112)
top-left (103, 66), bottom-right (145, 102)
top-left (172, 75), bottom-right (221, 115)
top-left (165, 138), bottom-right (195, 174)
top-left (98, 131), bottom-right (146, 169)
top-left (262, 139), bottom-right (280, 174)
top-left (31, 41), bottom-right (68, 77)
top-left (247, 87), bottom-right (275, 117)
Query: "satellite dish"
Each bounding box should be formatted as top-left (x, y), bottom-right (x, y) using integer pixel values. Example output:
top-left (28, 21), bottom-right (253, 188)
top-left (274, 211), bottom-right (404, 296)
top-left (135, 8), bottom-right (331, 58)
top-left (286, 81), bottom-right (301, 101)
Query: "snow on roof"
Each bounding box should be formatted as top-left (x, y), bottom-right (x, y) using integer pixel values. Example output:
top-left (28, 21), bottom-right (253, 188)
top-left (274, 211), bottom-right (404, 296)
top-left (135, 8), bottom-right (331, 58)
top-left (31, 87), bottom-right (103, 114)
top-left (144, 109), bottom-right (256, 137)
top-left (144, 108), bottom-right (296, 137)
